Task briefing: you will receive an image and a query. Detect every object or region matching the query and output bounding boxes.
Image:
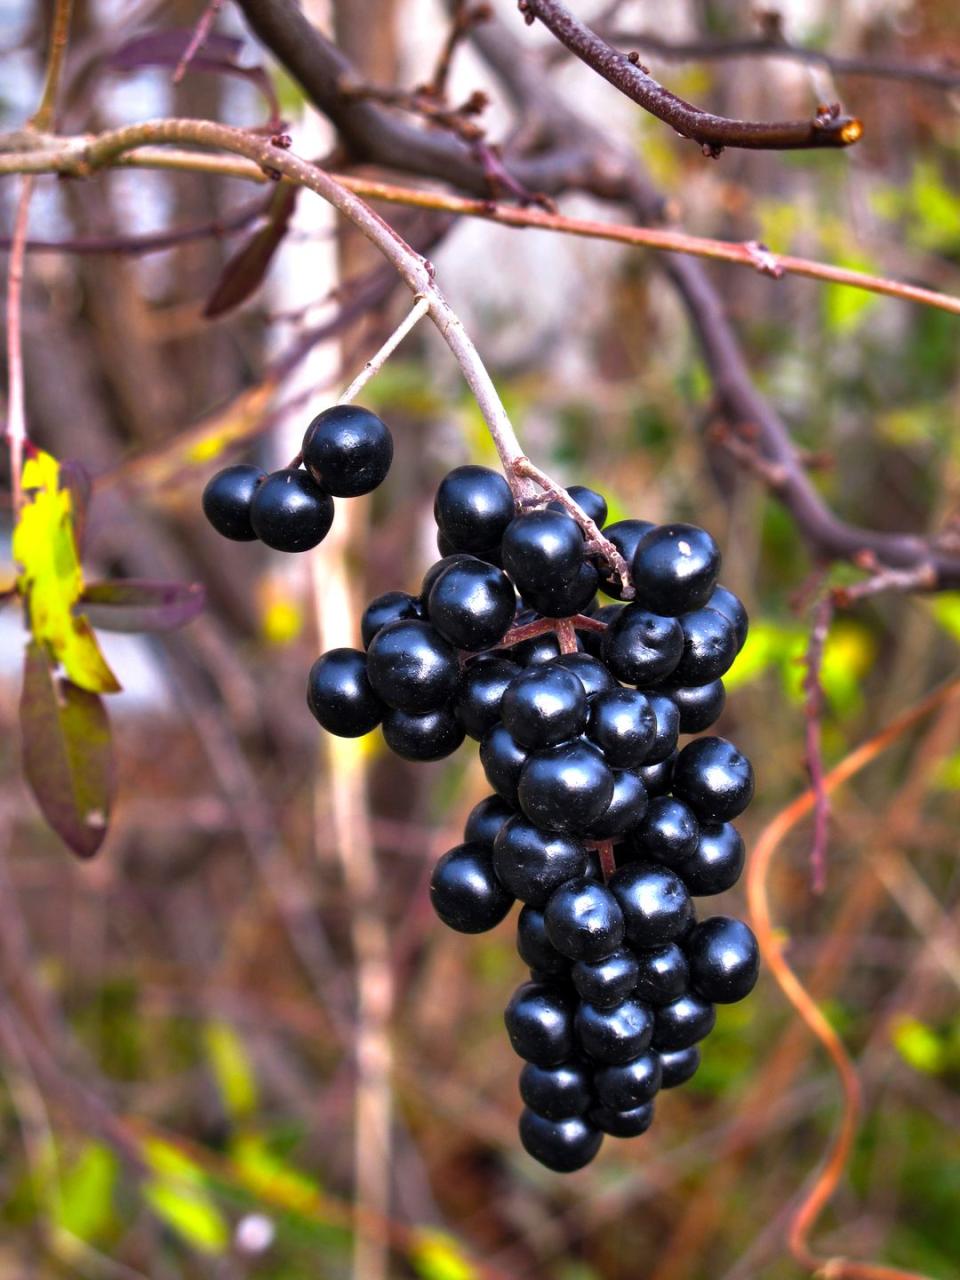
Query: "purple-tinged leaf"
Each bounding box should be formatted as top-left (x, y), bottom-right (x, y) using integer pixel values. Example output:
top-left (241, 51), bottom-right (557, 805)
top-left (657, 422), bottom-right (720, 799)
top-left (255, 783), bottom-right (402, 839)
top-left (20, 642), bottom-right (114, 860)
top-left (204, 185), bottom-right (298, 318)
top-left (59, 459), bottom-right (93, 554)
top-left (78, 580), bottom-right (205, 633)
top-left (109, 30), bottom-right (281, 125)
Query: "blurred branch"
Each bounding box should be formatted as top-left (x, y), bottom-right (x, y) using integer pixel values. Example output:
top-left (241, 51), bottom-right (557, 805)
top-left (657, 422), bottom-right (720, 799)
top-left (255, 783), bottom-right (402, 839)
top-left (747, 677), bottom-right (960, 1280)
top-left (802, 595), bottom-right (833, 896)
top-left (590, 23), bottom-right (960, 93)
top-left (172, 0), bottom-right (224, 84)
top-left (516, 0), bottom-right (862, 155)
top-left (4, 177), bottom-right (32, 513)
top-left (29, 0), bottom-right (73, 132)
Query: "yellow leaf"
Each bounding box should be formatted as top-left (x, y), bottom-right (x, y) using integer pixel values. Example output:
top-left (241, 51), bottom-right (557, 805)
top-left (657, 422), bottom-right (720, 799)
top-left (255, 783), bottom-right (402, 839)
top-left (13, 451), bottom-right (119, 694)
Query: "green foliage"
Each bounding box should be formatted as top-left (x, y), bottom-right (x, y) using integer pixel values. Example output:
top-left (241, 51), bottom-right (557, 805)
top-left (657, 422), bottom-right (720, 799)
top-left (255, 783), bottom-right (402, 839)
top-left (54, 1143), bottom-right (118, 1246)
top-left (409, 1228), bottom-right (479, 1280)
top-left (142, 1138), bottom-right (230, 1255)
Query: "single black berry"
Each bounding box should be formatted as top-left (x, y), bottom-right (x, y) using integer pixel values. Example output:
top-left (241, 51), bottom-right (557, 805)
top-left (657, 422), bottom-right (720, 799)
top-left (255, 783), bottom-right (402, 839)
top-left (366, 619), bottom-right (459, 713)
top-left (685, 916), bottom-right (759, 1003)
top-left (633, 943), bottom-right (690, 1006)
top-left (250, 468), bottom-right (334, 552)
top-left (585, 769), bottom-right (648, 840)
top-left (306, 648), bottom-right (383, 737)
top-left (493, 816), bottom-right (589, 908)
top-left (665, 679), bottom-right (726, 734)
top-left (630, 797), bottom-right (700, 867)
top-left (434, 465), bottom-right (515, 553)
top-left (609, 862), bottom-right (693, 948)
top-left (504, 981), bottom-right (576, 1065)
top-left (519, 1061), bottom-right (593, 1119)
top-left (501, 510), bottom-right (584, 593)
top-left (360, 590), bottom-right (423, 649)
top-left (644, 693), bottom-right (681, 765)
top-left (302, 404), bottom-right (393, 497)
top-left (708, 584), bottom-right (749, 652)
top-left (544, 876), bottom-right (625, 962)
top-left (455, 656), bottom-right (521, 739)
top-left (588, 1101), bottom-right (654, 1138)
top-left (592, 1052), bottom-right (662, 1110)
top-left (521, 562), bottom-right (599, 618)
top-left (518, 1108), bottom-right (602, 1172)
top-left (659, 1045), bottom-right (701, 1088)
top-left (479, 723), bottom-right (529, 805)
top-left (430, 842), bottom-right (514, 933)
top-left (381, 705), bottom-right (465, 761)
top-left (463, 794), bottom-right (516, 851)
top-left (651, 992), bottom-right (716, 1051)
top-left (427, 558), bottom-right (516, 651)
top-left (672, 607), bottom-right (738, 687)
top-left (682, 823), bottom-right (745, 896)
top-left (575, 997), bottom-right (654, 1064)
top-left (672, 736), bottom-right (755, 823)
top-left (587, 688), bottom-right (656, 768)
top-left (601, 606), bottom-right (683, 686)
top-left (550, 653), bottom-right (616, 698)
top-left (632, 523), bottom-right (721, 616)
top-left (518, 740), bottom-right (615, 834)
top-left (571, 949), bottom-right (640, 1009)
top-left (420, 553), bottom-right (476, 602)
top-left (501, 666), bottom-right (588, 749)
top-left (202, 464), bottom-right (265, 541)
top-left (516, 905), bottom-right (570, 976)
top-left (639, 752), bottom-right (676, 798)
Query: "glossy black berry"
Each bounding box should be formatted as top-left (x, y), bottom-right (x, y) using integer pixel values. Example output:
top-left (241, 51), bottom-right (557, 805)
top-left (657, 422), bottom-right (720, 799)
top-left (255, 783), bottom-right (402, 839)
top-left (366, 619), bottom-right (459, 714)
top-left (306, 648), bottom-right (383, 737)
top-left (360, 590), bottom-right (423, 649)
top-left (597, 520), bottom-right (655, 600)
top-left (644, 693), bottom-right (681, 765)
top-left (633, 943), bottom-right (690, 1006)
top-left (493, 817), bottom-right (588, 908)
top-left (685, 916), bottom-right (759, 1003)
top-left (672, 736), bottom-right (755, 823)
top-left (579, 603), bottom-right (623, 656)
top-left (651, 992), bottom-right (716, 1051)
top-left (519, 1061), bottom-right (592, 1119)
top-left (632, 523), bottom-right (720, 615)
top-left (544, 877), bottom-right (625, 962)
top-left (630, 797), bottom-right (700, 867)
top-left (504, 981), bottom-right (576, 1066)
top-left (550, 653), bottom-right (616, 698)
top-left (516, 905), bottom-right (570, 976)
top-left (302, 404), bottom-right (393, 497)
top-left (479, 723), bottom-right (529, 805)
top-left (575, 997), bottom-right (654, 1065)
top-left (672, 607), bottom-right (738, 687)
top-left (639, 752), bottom-right (676, 798)
top-left (666, 679), bottom-right (726, 734)
top-left (434, 465), bottom-right (515, 553)
top-left (430, 842), bottom-right (514, 933)
top-left (420, 553), bottom-right (476, 602)
top-left (463, 794), bottom-right (516, 852)
top-left (588, 1101), bottom-right (654, 1138)
top-left (708, 584), bottom-right (749, 652)
top-left (501, 511), bottom-right (584, 593)
top-left (512, 631), bottom-right (581, 666)
top-left (455, 656), bottom-right (520, 739)
top-left (522, 561), bottom-right (599, 618)
top-left (518, 1109), bottom-right (602, 1172)
top-left (659, 1045), bottom-right (701, 1088)
top-left (601, 606), bottom-right (683, 686)
top-left (571, 949), bottom-right (640, 1009)
top-left (427, 559), bottom-right (516, 651)
top-left (518, 741), bottom-right (614, 834)
top-left (202, 464), bottom-right (265, 541)
top-left (587, 688), bottom-right (656, 768)
top-left (609, 862), bottom-right (693, 948)
top-left (501, 666), bottom-right (588, 750)
top-left (381, 705), bottom-right (464, 761)
top-left (592, 1052), bottom-right (662, 1110)
top-left (682, 823), bottom-right (745, 896)
top-left (549, 484), bottom-right (608, 530)
top-left (249, 468), bottom-right (334, 552)
top-left (586, 769), bottom-right (648, 840)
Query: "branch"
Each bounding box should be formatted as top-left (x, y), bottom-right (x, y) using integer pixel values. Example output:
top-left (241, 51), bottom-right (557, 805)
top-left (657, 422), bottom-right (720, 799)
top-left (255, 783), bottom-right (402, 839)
top-left (593, 25), bottom-right (960, 94)
top-left (516, 0), bottom-right (863, 155)
top-left (4, 177), bottom-right (32, 512)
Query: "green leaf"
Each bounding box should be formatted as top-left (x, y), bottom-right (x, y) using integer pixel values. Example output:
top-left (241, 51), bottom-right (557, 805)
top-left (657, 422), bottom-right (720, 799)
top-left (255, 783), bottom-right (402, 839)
top-left (204, 1022), bottom-right (257, 1119)
top-left (55, 1143), bottom-right (117, 1244)
top-left (20, 642), bottom-right (114, 859)
top-left (13, 450), bottom-right (119, 694)
top-left (891, 1016), bottom-right (944, 1075)
top-left (142, 1138), bottom-right (229, 1255)
top-left (409, 1229), bottom-right (478, 1280)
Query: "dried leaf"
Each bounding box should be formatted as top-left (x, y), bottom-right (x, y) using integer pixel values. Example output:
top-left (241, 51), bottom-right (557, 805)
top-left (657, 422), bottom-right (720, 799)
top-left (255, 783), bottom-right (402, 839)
top-left (109, 30), bottom-right (280, 124)
top-left (203, 185), bottom-right (298, 318)
top-left (13, 450), bottom-right (120, 694)
top-left (78, 580), bottom-right (205, 633)
top-left (20, 642), bottom-right (115, 859)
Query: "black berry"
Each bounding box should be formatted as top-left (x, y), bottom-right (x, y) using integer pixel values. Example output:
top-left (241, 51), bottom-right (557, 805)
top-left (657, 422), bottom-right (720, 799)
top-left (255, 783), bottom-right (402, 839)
top-left (609, 862), bottom-right (693, 948)
top-left (672, 736), bottom-right (755, 823)
top-left (366, 619), bottom-right (459, 713)
top-left (381, 705), bottom-right (464, 761)
top-left (360, 590), bottom-right (423, 649)
top-left (518, 1109), bottom-right (602, 1172)
top-left (493, 816), bottom-right (589, 908)
top-left (685, 916), bottom-right (759, 1003)
top-left (434, 465), bottom-right (515, 553)
top-left (632, 523), bottom-right (721, 616)
top-left (306, 648), bottom-right (383, 737)
top-left (302, 404), bottom-right (393, 497)
top-left (501, 666), bottom-right (588, 749)
top-left (544, 876), bottom-right (625, 962)
top-left (430, 842), bottom-right (514, 933)
top-left (202, 464), bottom-right (265, 541)
top-left (519, 1061), bottom-right (592, 1119)
top-left (250, 468), bottom-right (334, 552)
top-left (504, 981), bottom-right (576, 1065)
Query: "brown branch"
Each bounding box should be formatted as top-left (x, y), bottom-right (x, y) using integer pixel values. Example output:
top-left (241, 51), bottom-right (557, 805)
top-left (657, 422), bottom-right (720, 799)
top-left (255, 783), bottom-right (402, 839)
top-left (747, 676), bottom-right (960, 1280)
top-left (516, 0), bottom-right (862, 155)
top-left (425, 1), bottom-right (493, 97)
top-left (29, 0), bottom-right (73, 132)
top-left (803, 595), bottom-right (834, 895)
top-left (172, 0), bottom-right (225, 85)
top-left (593, 24), bottom-right (960, 93)
top-left (4, 177), bottom-right (33, 514)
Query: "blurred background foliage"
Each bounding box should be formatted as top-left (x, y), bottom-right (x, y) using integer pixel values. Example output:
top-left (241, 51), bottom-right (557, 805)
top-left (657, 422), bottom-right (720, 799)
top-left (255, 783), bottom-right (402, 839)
top-left (1, 1), bottom-right (960, 1278)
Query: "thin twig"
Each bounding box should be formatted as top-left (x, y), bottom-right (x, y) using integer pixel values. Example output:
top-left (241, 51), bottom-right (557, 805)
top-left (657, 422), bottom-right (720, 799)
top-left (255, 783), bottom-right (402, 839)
top-left (5, 177), bottom-right (33, 514)
top-left (173, 0), bottom-right (225, 84)
top-left (517, 0), bottom-right (862, 154)
top-left (337, 294), bottom-right (430, 405)
top-left (803, 595), bottom-right (834, 894)
top-left (747, 676), bottom-right (960, 1280)
top-left (29, 0), bottom-right (74, 132)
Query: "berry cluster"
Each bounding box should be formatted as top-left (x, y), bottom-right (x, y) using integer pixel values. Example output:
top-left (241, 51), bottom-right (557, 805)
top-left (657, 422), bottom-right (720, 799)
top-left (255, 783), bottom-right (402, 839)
top-left (201, 405), bottom-right (393, 552)
top-left (307, 463), bottom-right (758, 1172)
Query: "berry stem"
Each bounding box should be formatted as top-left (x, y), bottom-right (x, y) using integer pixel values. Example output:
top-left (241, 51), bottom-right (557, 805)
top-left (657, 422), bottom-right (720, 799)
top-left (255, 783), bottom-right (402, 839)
top-left (557, 618), bottom-right (578, 654)
top-left (336, 294), bottom-right (430, 407)
top-left (595, 839), bottom-right (617, 882)
top-left (495, 612), bottom-right (607, 650)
